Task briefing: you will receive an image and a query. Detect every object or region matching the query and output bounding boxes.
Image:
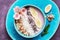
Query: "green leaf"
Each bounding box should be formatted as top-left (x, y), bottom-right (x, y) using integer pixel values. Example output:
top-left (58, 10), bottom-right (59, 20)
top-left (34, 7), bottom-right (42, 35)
top-left (41, 32), bottom-right (48, 36)
top-left (41, 24), bottom-right (50, 36)
top-left (44, 24), bottom-right (50, 32)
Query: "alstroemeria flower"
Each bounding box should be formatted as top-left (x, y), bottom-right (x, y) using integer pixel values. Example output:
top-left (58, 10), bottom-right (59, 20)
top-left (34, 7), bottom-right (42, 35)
top-left (21, 8), bottom-right (27, 14)
top-left (13, 7), bottom-right (27, 20)
top-left (20, 8), bottom-right (27, 18)
top-left (14, 6), bottom-right (20, 13)
top-left (13, 13), bottom-right (21, 20)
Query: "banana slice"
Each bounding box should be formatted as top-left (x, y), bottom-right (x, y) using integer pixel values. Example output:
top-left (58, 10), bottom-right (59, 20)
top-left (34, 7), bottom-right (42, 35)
top-left (29, 7), bottom-right (38, 18)
top-left (29, 7), bottom-right (42, 28)
top-left (45, 4), bottom-right (52, 13)
top-left (34, 18), bottom-right (42, 28)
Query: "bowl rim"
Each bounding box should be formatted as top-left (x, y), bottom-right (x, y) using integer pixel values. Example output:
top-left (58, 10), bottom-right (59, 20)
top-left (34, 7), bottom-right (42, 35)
top-left (14, 4), bottom-right (46, 38)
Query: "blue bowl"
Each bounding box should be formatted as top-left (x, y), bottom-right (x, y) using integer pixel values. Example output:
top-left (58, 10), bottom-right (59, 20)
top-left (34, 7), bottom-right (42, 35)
top-left (14, 5), bottom-right (46, 38)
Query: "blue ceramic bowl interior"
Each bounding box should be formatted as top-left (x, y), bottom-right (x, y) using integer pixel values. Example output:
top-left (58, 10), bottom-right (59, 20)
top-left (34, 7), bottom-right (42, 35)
top-left (14, 5), bottom-right (46, 38)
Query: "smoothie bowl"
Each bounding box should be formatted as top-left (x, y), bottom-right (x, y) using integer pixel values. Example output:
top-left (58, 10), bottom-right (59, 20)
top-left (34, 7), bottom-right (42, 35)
top-left (13, 5), bottom-right (46, 38)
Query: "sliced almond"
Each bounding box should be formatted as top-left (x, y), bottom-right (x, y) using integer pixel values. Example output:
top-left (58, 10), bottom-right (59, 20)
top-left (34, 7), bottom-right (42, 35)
top-left (20, 26), bottom-right (24, 30)
top-left (24, 32), bottom-right (28, 35)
